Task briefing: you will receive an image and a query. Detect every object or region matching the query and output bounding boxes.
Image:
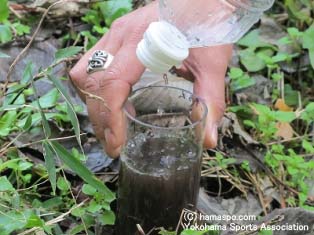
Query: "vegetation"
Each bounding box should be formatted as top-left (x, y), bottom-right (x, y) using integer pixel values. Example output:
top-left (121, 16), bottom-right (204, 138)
top-left (0, 0), bottom-right (313, 234)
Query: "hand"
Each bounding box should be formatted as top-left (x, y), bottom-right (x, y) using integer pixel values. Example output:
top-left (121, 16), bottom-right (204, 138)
top-left (69, 2), bottom-right (233, 158)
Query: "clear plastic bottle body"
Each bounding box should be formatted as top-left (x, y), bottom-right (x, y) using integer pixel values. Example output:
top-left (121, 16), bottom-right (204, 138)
top-left (136, 0), bottom-right (275, 73)
top-left (159, 0), bottom-right (274, 47)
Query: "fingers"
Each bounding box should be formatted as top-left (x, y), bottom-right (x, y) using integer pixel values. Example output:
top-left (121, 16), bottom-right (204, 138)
top-left (99, 44), bottom-right (146, 156)
top-left (83, 42), bottom-right (145, 158)
top-left (69, 28), bottom-right (124, 99)
top-left (187, 45), bottom-right (233, 148)
top-left (84, 77), bottom-right (130, 158)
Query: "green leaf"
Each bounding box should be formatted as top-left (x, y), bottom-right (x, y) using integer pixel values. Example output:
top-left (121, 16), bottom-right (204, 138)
top-left (302, 26), bottom-right (314, 69)
top-left (287, 27), bottom-right (302, 38)
top-left (0, 24), bottom-right (12, 43)
top-left (301, 102), bottom-right (314, 122)
top-left (50, 141), bottom-right (115, 202)
top-left (0, 110), bottom-right (17, 134)
top-left (48, 76), bottom-right (82, 148)
top-left (42, 197), bottom-right (63, 209)
top-left (286, 0), bottom-right (311, 24)
top-left (0, 210), bottom-right (33, 234)
top-left (21, 62), bottom-right (34, 84)
top-left (228, 67), bottom-right (243, 79)
top-left (180, 229), bottom-right (209, 235)
top-left (230, 74), bottom-right (255, 92)
top-left (102, 201), bottom-right (110, 211)
top-left (0, 176), bottom-right (15, 191)
top-left (82, 184), bottom-right (97, 196)
top-left (259, 229), bottom-right (273, 235)
top-left (302, 25), bottom-right (314, 48)
top-left (302, 140), bottom-right (314, 154)
top-left (69, 224), bottom-right (88, 235)
top-left (66, 102), bottom-right (81, 144)
top-left (271, 53), bottom-right (289, 63)
top-left (18, 161), bottom-right (33, 171)
top-left (57, 177), bottom-right (70, 192)
top-left (80, 30), bottom-right (98, 49)
top-left (0, 0), bottom-right (9, 23)
top-left (243, 119), bottom-right (256, 128)
top-left (0, 51), bottom-right (10, 58)
top-left (87, 200), bottom-right (102, 213)
top-left (31, 82), bottom-right (51, 137)
top-left (274, 111), bottom-right (296, 122)
top-left (25, 214), bottom-right (44, 228)
top-left (98, 0), bottom-right (132, 26)
top-left (43, 141), bottom-right (57, 195)
top-left (71, 207), bottom-right (85, 217)
top-left (99, 210), bottom-right (115, 225)
top-left (54, 46), bottom-right (82, 61)
top-left (252, 103), bottom-right (272, 115)
top-left (284, 84), bottom-right (299, 106)
top-left (237, 29), bottom-right (274, 49)
top-left (309, 49), bottom-right (314, 70)
top-left (22, 113), bottom-right (32, 131)
top-left (239, 48), bottom-right (266, 72)
top-left (31, 88), bottom-right (60, 109)
top-left (12, 22), bottom-right (30, 36)
top-left (0, 159), bottom-right (19, 172)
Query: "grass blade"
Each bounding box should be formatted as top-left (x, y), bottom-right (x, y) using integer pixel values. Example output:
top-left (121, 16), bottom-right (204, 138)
top-left (31, 81), bottom-right (51, 137)
top-left (42, 141), bottom-right (57, 195)
top-left (48, 75), bottom-right (82, 150)
top-left (49, 141), bottom-right (115, 202)
top-left (54, 46), bottom-right (82, 62)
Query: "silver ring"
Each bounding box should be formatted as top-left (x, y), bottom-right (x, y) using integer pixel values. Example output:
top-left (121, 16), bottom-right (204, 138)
top-left (87, 50), bottom-right (114, 74)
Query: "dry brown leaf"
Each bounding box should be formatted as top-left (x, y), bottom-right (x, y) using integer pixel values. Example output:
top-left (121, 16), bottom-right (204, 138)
top-left (274, 98), bottom-right (293, 112)
top-left (275, 122), bottom-right (294, 140)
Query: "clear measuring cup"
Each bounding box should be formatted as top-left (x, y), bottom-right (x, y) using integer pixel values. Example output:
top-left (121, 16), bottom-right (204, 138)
top-left (116, 85), bottom-right (208, 235)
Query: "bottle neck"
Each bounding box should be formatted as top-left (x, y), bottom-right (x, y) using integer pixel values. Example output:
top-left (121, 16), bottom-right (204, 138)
top-left (136, 21), bottom-right (190, 74)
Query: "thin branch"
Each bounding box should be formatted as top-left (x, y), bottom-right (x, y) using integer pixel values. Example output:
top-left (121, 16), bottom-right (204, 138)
top-left (0, 132), bottom-right (25, 156)
top-left (2, 0), bottom-right (65, 96)
top-left (76, 86), bottom-right (111, 112)
top-left (266, 133), bottom-right (314, 145)
top-left (17, 199), bottom-right (88, 235)
top-left (0, 133), bottom-right (87, 156)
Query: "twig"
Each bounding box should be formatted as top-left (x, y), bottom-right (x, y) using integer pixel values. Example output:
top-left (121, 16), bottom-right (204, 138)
top-left (240, 142), bottom-right (299, 196)
top-left (2, 0), bottom-right (65, 96)
top-left (278, 162), bottom-right (287, 209)
top-left (34, 56), bottom-right (79, 79)
top-left (17, 199), bottom-right (88, 235)
top-left (0, 132), bottom-right (25, 156)
top-left (3, 56), bottom-right (78, 98)
top-left (76, 86), bottom-right (111, 112)
top-left (266, 133), bottom-right (314, 145)
top-left (247, 172), bottom-right (268, 215)
top-left (136, 224), bottom-right (146, 235)
top-left (17, 179), bottom-right (49, 192)
top-left (0, 133), bottom-right (87, 156)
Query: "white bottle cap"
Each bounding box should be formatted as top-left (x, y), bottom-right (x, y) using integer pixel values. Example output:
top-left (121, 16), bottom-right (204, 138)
top-left (136, 21), bottom-right (190, 74)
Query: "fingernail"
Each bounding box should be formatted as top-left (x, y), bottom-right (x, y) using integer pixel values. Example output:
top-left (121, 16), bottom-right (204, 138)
top-left (104, 128), bottom-right (111, 141)
top-left (208, 123), bottom-right (218, 147)
top-left (112, 145), bottom-right (122, 158)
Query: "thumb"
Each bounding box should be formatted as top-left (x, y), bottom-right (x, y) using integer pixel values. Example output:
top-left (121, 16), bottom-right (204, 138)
top-left (194, 77), bottom-right (225, 149)
top-left (189, 45), bottom-right (232, 148)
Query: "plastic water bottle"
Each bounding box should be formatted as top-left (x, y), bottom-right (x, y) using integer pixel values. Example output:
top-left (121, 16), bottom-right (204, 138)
top-left (136, 0), bottom-right (274, 74)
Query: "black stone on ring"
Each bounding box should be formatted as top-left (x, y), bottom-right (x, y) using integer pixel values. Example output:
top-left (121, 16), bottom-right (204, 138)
top-left (87, 50), bottom-right (112, 74)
